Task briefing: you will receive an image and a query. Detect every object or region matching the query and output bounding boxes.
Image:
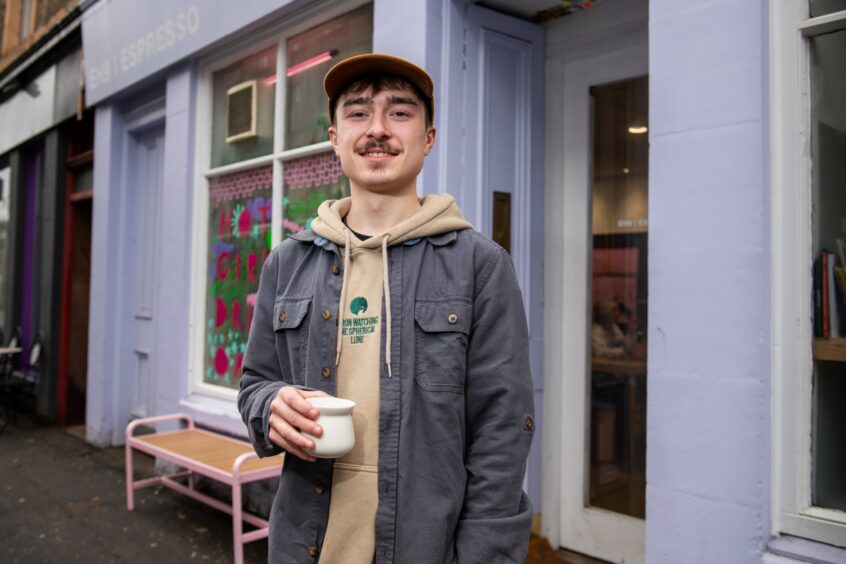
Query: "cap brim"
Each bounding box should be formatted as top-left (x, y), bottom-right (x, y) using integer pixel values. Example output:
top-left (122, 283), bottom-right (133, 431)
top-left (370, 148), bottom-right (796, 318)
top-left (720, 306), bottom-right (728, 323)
top-left (324, 54), bottom-right (434, 122)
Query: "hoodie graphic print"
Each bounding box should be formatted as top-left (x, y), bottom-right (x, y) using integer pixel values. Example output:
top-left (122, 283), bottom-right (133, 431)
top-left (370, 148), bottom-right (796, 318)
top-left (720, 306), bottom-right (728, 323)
top-left (310, 194), bottom-right (473, 564)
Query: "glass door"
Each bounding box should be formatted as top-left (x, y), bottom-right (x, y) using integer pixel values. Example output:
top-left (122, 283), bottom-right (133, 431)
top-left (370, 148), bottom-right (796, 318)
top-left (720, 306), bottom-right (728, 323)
top-left (588, 76), bottom-right (649, 520)
top-left (551, 32), bottom-right (648, 563)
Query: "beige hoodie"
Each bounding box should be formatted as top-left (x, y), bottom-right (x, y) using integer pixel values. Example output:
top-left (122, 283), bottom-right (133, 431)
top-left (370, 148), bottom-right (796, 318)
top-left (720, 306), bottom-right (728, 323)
top-left (310, 194), bottom-right (472, 563)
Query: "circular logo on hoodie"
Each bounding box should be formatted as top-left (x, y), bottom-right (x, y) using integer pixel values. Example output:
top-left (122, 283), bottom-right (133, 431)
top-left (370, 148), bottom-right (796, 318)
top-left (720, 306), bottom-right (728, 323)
top-left (350, 297), bottom-right (368, 315)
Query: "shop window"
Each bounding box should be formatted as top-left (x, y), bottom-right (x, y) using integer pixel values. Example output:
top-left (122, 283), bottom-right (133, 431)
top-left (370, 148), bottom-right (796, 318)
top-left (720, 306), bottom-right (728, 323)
top-left (203, 166), bottom-right (273, 391)
top-left (773, 2), bottom-right (846, 550)
top-left (810, 28), bottom-right (846, 514)
top-left (284, 4), bottom-right (372, 149)
top-left (211, 45), bottom-right (277, 168)
top-left (282, 152), bottom-right (347, 237)
top-left (0, 166), bottom-right (9, 330)
top-left (196, 7), bottom-right (368, 396)
top-left (809, 0), bottom-right (846, 16)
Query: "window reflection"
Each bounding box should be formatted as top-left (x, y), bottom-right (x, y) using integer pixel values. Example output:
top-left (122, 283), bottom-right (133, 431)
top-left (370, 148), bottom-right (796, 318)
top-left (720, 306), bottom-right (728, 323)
top-left (284, 5), bottom-right (373, 149)
top-left (588, 76), bottom-right (648, 519)
top-left (210, 46), bottom-right (277, 168)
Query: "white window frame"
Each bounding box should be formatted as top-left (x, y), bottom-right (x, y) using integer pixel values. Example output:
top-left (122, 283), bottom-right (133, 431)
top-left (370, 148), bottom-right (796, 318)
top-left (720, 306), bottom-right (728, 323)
top-left (771, 2), bottom-right (846, 547)
top-left (187, 0), bottom-right (370, 401)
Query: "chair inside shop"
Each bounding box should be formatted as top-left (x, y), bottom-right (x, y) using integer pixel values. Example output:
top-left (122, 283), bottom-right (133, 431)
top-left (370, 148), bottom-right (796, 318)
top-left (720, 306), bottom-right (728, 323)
top-left (0, 332), bottom-right (42, 431)
top-left (0, 326), bottom-right (21, 379)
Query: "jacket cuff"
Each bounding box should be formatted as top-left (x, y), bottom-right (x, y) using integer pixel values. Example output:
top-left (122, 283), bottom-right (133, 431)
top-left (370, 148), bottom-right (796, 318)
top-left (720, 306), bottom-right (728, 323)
top-left (453, 492), bottom-right (533, 563)
top-left (254, 383), bottom-right (317, 458)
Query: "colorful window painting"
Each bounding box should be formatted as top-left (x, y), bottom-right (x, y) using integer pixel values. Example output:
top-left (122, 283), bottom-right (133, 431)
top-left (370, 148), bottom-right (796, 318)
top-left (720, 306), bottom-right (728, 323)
top-left (282, 152), bottom-right (348, 236)
top-left (204, 166), bottom-right (273, 389)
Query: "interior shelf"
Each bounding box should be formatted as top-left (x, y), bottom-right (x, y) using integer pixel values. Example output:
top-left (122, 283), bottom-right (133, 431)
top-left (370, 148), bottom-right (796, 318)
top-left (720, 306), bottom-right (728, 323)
top-left (813, 338), bottom-right (846, 362)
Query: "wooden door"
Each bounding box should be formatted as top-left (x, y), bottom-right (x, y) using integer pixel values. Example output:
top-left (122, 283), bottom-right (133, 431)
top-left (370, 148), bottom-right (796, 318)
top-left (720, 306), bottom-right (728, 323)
top-left (66, 198), bottom-right (92, 424)
top-left (59, 139), bottom-right (94, 425)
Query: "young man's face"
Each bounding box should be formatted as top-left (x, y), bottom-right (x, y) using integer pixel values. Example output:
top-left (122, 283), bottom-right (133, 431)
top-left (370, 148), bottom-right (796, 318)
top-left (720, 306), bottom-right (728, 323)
top-left (328, 85), bottom-right (435, 196)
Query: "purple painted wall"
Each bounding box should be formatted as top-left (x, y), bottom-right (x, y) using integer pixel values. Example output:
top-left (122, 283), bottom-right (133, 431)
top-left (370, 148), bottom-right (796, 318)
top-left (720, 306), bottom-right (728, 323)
top-left (647, 0), bottom-right (771, 562)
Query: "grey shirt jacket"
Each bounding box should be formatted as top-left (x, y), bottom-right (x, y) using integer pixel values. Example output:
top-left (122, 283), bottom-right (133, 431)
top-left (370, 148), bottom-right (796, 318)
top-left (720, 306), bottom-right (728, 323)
top-left (238, 226), bottom-right (535, 563)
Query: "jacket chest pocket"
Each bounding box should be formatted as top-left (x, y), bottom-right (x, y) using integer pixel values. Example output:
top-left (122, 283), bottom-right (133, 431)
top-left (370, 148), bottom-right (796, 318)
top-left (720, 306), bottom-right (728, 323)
top-left (414, 298), bottom-right (472, 393)
top-left (274, 296), bottom-right (312, 386)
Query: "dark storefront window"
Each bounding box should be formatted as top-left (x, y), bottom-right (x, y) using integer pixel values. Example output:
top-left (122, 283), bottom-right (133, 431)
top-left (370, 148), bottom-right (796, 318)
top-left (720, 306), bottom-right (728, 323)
top-left (810, 28), bottom-right (846, 513)
top-left (588, 76), bottom-right (649, 519)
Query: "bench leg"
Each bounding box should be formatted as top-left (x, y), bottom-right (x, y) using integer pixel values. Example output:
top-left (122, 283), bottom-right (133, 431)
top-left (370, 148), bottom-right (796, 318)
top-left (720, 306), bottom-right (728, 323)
top-left (232, 481), bottom-right (244, 564)
top-left (125, 444), bottom-right (135, 511)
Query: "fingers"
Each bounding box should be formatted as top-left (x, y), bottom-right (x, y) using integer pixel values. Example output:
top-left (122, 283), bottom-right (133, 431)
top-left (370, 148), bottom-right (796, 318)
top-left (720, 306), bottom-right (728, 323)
top-left (268, 424), bottom-right (316, 463)
top-left (266, 386), bottom-right (329, 462)
top-left (276, 400), bottom-right (323, 437)
top-left (280, 387), bottom-right (322, 420)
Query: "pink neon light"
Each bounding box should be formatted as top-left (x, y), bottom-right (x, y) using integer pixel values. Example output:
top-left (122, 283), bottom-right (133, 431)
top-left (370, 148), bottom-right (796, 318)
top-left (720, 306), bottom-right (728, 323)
top-left (262, 75), bottom-right (277, 86)
top-left (286, 50), bottom-right (335, 77)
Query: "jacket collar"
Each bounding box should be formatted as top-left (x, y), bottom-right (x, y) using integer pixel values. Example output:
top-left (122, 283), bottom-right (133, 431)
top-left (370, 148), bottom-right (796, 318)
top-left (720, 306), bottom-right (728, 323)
top-left (289, 229), bottom-right (318, 243)
top-left (288, 228), bottom-right (462, 248)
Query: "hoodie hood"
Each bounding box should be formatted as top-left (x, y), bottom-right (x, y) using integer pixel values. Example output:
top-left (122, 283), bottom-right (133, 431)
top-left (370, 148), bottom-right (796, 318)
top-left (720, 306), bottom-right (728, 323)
top-left (310, 193), bottom-right (473, 382)
top-left (311, 193), bottom-right (473, 248)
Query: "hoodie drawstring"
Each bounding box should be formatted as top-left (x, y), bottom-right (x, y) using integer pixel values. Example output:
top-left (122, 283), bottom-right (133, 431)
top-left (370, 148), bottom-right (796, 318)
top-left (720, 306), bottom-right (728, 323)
top-left (335, 228), bottom-right (352, 366)
top-left (382, 235), bottom-right (392, 378)
top-left (334, 228), bottom-right (393, 379)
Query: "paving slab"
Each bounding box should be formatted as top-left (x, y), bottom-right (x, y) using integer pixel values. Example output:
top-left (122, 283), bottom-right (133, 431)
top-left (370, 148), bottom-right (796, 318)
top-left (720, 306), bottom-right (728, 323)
top-left (0, 420), bottom-right (267, 564)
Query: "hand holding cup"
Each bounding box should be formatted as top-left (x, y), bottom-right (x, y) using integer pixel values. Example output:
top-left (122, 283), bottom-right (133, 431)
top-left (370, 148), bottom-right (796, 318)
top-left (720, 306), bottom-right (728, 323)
top-left (268, 387), bottom-right (330, 462)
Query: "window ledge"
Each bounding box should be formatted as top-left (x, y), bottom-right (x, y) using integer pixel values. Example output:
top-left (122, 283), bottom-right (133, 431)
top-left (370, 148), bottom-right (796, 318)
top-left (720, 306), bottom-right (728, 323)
top-left (766, 534), bottom-right (846, 564)
top-left (179, 394), bottom-right (248, 439)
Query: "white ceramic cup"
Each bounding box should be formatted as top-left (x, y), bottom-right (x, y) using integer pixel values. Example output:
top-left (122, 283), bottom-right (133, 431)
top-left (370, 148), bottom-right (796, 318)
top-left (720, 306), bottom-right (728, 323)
top-left (303, 397), bottom-right (356, 458)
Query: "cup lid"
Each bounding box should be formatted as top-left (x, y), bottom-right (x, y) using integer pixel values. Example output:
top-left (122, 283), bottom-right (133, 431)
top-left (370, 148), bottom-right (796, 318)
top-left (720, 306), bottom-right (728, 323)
top-left (307, 396), bottom-right (356, 414)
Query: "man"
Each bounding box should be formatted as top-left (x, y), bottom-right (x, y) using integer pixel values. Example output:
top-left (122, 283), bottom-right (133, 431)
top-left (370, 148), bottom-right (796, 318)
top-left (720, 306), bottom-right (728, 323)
top-left (238, 53), bottom-right (534, 563)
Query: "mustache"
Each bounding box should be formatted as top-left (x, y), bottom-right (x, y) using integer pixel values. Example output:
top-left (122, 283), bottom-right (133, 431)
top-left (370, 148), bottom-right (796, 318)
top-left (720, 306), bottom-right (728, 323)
top-left (356, 140), bottom-right (400, 154)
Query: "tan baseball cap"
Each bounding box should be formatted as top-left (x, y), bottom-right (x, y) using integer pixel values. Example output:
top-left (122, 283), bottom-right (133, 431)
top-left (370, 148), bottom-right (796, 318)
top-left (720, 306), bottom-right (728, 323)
top-left (323, 53), bottom-right (435, 124)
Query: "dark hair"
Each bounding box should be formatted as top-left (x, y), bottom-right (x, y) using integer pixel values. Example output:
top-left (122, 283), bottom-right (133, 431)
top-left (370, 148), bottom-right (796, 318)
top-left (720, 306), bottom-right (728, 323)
top-left (331, 74), bottom-right (433, 127)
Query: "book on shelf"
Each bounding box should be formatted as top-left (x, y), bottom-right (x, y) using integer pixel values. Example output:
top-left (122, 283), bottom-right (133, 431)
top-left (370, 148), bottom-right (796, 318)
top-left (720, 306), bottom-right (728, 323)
top-left (837, 238), bottom-right (846, 271)
top-left (814, 251), bottom-right (846, 339)
top-left (814, 256), bottom-right (823, 338)
top-left (826, 251), bottom-right (840, 338)
top-left (822, 251), bottom-right (830, 338)
top-left (835, 265), bottom-right (846, 338)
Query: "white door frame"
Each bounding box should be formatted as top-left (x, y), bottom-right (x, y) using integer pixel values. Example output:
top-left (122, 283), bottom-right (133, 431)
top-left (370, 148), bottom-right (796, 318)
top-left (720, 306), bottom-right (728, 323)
top-left (113, 96), bottom-right (166, 435)
top-left (541, 21), bottom-right (648, 564)
top-left (460, 2), bottom-right (545, 506)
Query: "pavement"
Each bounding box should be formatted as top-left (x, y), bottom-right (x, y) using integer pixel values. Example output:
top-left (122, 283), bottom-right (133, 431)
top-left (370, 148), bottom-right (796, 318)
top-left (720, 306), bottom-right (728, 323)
top-left (0, 419), bottom-right (268, 564)
top-left (0, 418), bottom-right (603, 564)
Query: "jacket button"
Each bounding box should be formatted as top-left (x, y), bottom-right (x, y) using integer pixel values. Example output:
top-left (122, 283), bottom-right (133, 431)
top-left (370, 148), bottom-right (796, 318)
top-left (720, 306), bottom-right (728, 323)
top-left (331, 265), bottom-right (341, 275)
top-left (314, 485), bottom-right (325, 495)
top-left (524, 416), bottom-right (534, 431)
top-left (321, 309), bottom-right (332, 320)
top-left (308, 546), bottom-right (318, 557)
top-left (447, 313), bottom-right (459, 324)
top-left (278, 312), bottom-right (287, 322)
top-left (322, 367), bottom-right (332, 379)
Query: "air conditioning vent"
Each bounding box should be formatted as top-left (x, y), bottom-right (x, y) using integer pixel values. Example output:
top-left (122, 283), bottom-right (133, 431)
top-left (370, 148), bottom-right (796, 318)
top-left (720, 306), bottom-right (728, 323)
top-left (226, 80), bottom-right (257, 143)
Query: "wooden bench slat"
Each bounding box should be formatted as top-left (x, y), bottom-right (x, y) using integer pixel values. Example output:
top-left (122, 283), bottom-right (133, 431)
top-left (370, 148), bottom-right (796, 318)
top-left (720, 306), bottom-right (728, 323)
top-left (135, 430), bottom-right (282, 474)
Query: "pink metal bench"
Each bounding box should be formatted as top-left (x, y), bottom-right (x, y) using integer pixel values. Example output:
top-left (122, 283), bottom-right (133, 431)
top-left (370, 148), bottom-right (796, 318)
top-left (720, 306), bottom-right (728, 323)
top-left (125, 413), bottom-right (283, 564)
